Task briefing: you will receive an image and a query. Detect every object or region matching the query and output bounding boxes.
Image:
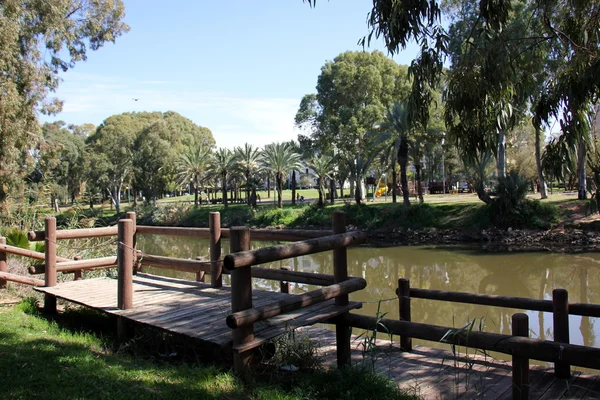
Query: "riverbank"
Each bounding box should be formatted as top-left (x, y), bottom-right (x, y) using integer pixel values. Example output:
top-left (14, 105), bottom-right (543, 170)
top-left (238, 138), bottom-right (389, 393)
top-left (20, 192), bottom-right (600, 253)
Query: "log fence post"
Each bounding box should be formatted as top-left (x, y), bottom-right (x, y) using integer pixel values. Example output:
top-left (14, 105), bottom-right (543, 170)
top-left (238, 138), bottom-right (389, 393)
top-left (44, 217), bottom-right (57, 313)
top-left (125, 212), bottom-right (137, 274)
top-left (280, 265), bottom-right (292, 294)
top-left (398, 278), bottom-right (412, 351)
top-left (210, 212), bottom-right (222, 287)
top-left (512, 313), bottom-right (529, 400)
top-left (73, 256), bottom-right (82, 281)
top-left (230, 226), bottom-right (253, 374)
top-left (333, 211), bottom-right (351, 367)
top-left (0, 237), bottom-right (7, 289)
top-left (117, 219), bottom-right (134, 310)
top-left (553, 288), bottom-right (570, 378)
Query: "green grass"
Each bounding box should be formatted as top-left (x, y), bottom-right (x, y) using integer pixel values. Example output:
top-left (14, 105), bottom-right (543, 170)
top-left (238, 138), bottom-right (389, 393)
top-left (0, 299), bottom-right (418, 400)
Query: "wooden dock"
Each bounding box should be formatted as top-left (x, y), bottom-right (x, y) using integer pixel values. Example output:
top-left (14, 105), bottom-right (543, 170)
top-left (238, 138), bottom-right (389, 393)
top-left (34, 273), bottom-right (360, 349)
top-left (35, 273), bottom-right (600, 399)
top-left (306, 327), bottom-right (600, 399)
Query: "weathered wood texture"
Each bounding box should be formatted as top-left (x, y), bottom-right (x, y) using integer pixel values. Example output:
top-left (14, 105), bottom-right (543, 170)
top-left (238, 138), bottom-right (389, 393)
top-left (223, 231), bottom-right (367, 270)
top-left (136, 225), bottom-right (332, 242)
top-left (30, 256), bottom-right (117, 274)
top-left (0, 271), bottom-right (44, 286)
top-left (33, 274), bottom-right (354, 349)
top-left (308, 326), bottom-right (600, 400)
top-left (29, 226), bottom-right (119, 241)
top-left (44, 217), bottom-right (57, 313)
top-left (229, 227), bottom-right (254, 373)
top-left (406, 286), bottom-right (600, 318)
top-left (117, 219), bottom-right (134, 310)
top-left (31, 273), bottom-right (600, 399)
top-left (209, 212), bottom-right (222, 287)
top-left (342, 313), bottom-right (600, 370)
top-left (0, 237), bottom-right (6, 289)
top-left (140, 254), bottom-right (213, 273)
top-left (0, 243), bottom-right (68, 262)
top-left (226, 277), bottom-right (366, 329)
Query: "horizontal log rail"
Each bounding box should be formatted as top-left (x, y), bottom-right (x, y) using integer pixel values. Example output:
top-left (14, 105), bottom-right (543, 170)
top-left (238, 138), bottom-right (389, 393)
top-left (226, 277), bottom-right (366, 329)
top-left (224, 231), bottom-right (367, 270)
top-left (29, 256), bottom-right (118, 274)
top-left (28, 226), bottom-right (119, 241)
top-left (249, 267), bottom-right (334, 286)
top-left (140, 253), bottom-right (213, 274)
top-left (136, 225), bottom-right (332, 242)
top-left (28, 225), bottom-right (333, 243)
top-left (0, 243), bottom-right (70, 262)
top-left (342, 313), bottom-right (600, 371)
top-left (404, 287), bottom-right (600, 318)
top-left (0, 271), bottom-right (44, 286)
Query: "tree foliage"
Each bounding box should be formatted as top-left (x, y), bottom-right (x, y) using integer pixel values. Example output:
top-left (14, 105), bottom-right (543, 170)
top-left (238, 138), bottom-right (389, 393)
top-left (0, 0), bottom-right (129, 209)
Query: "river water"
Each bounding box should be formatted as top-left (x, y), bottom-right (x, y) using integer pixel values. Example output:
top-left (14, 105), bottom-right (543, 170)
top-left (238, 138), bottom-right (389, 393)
top-left (138, 235), bottom-right (600, 350)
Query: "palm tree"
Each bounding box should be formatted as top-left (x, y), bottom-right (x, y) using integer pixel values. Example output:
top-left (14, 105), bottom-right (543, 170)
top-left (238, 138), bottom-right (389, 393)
top-left (307, 154), bottom-right (335, 207)
top-left (261, 142), bottom-right (303, 208)
top-left (177, 144), bottom-right (212, 206)
top-left (235, 143), bottom-right (261, 207)
top-left (383, 101), bottom-right (411, 206)
top-left (211, 148), bottom-right (235, 208)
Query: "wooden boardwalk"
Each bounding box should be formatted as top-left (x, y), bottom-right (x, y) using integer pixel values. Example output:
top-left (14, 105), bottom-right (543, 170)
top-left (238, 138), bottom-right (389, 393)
top-left (34, 273), bottom-right (359, 348)
top-left (304, 327), bottom-right (600, 399)
top-left (35, 273), bottom-right (600, 399)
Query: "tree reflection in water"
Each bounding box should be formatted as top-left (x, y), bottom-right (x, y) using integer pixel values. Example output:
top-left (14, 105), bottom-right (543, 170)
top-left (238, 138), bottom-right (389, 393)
top-left (138, 235), bottom-right (600, 348)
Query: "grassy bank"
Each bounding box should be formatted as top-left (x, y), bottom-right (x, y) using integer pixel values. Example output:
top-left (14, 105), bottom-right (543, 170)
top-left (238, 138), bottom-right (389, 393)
top-left (0, 299), bottom-right (418, 400)
top-left (132, 197), bottom-right (559, 231)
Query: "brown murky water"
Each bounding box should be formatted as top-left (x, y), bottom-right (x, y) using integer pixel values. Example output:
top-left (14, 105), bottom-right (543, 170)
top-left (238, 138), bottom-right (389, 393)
top-left (138, 235), bottom-right (600, 349)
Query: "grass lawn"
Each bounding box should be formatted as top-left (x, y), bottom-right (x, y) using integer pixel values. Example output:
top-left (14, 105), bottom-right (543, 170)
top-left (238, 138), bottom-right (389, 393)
top-left (0, 298), bottom-right (418, 400)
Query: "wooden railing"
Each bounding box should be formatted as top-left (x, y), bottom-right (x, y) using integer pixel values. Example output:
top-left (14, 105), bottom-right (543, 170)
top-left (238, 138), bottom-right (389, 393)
top-left (221, 211), bottom-right (368, 372)
top-left (1, 211), bottom-right (366, 373)
top-left (341, 278), bottom-right (600, 400)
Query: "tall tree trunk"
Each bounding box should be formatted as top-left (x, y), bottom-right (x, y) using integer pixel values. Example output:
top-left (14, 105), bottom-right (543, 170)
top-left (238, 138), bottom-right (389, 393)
top-left (534, 126), bottom-right (548, 199)
top-left (318, 178), bottom-right (324, 207)
top-left (349, 180), bottom-right (355, 198)
top-left (267, 175), bottom-right (271, 199)
top-left (354, 174), bottom-right (362, 205)
top-left (246, 172), bottom-right (251, 205)
top-left (415, 163), bottom-right (424, 204)
top-left (222, 173), bottom-right (228, 208)
top-left (330, 177), bottom-right (335, 204)
top-left (578, 139), bottom-right (587, 200)
top-left (392, 164), bottom-right (397, 204)
top-left (474, 180), bottom-right (493, 204)
top-left (398, 139), bottom-right (410, 206)
top-left (497, 129), bottom-right (507, 179)
top-left (291, 171), bottom-right (297, 205)
top-left (277, 174), bottom-right (283, 208)
top-left (194, 184), bottom-right (199, 206)
top-left (338, 177), bottom-right (345, 198)
top-left (113, 185), bottom-right (121, 214)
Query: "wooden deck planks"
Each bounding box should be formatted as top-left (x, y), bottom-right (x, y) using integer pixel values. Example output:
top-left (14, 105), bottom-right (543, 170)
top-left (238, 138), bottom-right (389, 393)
top-left (35, 275), bottom-right (600, 400)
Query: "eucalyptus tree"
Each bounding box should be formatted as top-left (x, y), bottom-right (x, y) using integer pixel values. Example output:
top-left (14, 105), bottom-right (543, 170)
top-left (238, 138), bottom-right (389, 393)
top-left (307, 0), bottom-right (600, 201)
top-left (235, 143), bottom-right (262, 207)
top-left (307, 154), bottom-right (335, 208)
top-left (177, 143), bottom-right (212, 207)
top-left (260, 142), bottom-right (303, 208)
top-left (0, 0), bottom-right (129, 211)
top-left (211, 148), bottom-right (235, 208)
top-left (296, 51), bottom-right (410, 204)
top-left (133, 121), bottom-right (172, 207)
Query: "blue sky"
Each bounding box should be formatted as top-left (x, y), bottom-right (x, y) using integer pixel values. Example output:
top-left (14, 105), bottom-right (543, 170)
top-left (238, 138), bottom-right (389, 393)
top-left (43, 0), bottom-right (419, 148)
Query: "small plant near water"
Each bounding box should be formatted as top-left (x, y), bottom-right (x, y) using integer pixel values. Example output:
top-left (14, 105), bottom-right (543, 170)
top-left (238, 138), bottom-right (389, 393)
top-left (440, 317), bottom-right (496, 397)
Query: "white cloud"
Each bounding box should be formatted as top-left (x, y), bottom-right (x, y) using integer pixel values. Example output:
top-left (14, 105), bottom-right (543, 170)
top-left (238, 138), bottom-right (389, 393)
top-left (43, 74), bottom-right (302, 149)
